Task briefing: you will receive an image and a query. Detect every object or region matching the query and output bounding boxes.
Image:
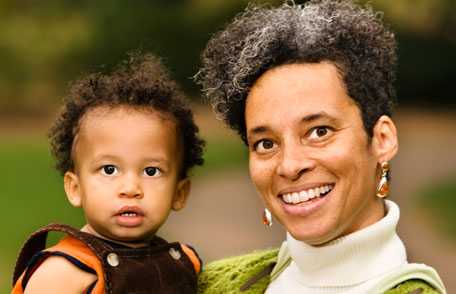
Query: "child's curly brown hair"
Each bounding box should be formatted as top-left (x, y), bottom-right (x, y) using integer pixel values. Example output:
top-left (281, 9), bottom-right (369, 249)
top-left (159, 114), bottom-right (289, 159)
top-left (49, 52), bottom-right (204, 179)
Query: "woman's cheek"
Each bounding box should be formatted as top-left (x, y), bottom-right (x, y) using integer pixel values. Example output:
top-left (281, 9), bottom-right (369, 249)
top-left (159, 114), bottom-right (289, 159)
top-left (249, 158), bottom-right (274, 192)
top-left (318, 142), bottom-right (353, 168)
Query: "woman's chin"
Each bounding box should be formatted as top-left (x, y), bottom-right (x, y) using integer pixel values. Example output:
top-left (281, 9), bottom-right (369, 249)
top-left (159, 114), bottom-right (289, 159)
top-left (286, 222), bottom-right (338, 246)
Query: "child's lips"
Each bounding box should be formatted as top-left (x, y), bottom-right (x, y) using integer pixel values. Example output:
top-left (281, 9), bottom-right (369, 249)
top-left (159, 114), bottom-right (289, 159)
top-left (114, 206), bottom-right (145, 227)
top-left (115, 205), bottom-right (145, 216)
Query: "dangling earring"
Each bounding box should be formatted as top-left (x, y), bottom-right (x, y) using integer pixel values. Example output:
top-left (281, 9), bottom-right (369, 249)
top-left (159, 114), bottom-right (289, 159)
top-left (262, 208), bottom-right (272, 227)
top-left (376, 162), bottom-right (390, 198)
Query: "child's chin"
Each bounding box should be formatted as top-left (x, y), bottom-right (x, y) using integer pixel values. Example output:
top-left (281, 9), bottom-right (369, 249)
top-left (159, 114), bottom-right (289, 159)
top-left (109, 235), bottom-right (150, 247)
top-left (93, 228), bottom-right (146, 245)
top-left (113, 231), bottom-right (153, 244)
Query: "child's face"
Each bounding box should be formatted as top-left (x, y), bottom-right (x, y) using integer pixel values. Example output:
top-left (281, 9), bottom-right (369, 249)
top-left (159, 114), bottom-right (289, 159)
top-left (64, 106), bottom-right (189, 245)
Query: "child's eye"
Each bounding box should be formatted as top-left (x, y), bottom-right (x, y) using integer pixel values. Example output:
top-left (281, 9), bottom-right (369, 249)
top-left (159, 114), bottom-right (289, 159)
top-left (144, 167), bottom-right (161, 177)
top-left (253, 139), bottom-right (277, 154)
top-left (101, 165), bottom-right (118, 176)
top-left (308, 126), bottom-right (332, 140)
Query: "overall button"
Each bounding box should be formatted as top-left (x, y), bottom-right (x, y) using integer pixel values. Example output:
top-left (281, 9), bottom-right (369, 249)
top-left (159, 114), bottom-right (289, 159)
top-left (169, 248), bottom-right (181, 260)
top-left (107, 253), bottom-right (120, 267)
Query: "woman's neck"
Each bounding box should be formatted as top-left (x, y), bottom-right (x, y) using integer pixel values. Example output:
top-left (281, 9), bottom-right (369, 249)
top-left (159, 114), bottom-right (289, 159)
top-left (339, 197), bottom-right (386, 240)
top-left (286, 200), bottom-right (406, 287)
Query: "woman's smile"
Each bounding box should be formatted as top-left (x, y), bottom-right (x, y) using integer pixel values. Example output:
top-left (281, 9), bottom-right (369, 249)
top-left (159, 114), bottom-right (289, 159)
top-left (279, 183), bottom-right (335, 204)
top-left (279, 183), bottom-right (335, 217)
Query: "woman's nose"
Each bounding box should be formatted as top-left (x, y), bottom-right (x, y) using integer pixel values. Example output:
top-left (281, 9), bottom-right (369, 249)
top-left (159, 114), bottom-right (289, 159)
top-left (119, 174), bottom-right (143, 198)
top-left (277, 143), bottom-right (314, 180)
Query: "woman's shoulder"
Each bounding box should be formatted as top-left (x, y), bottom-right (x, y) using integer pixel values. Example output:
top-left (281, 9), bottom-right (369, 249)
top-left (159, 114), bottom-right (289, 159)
top-left (198, 248), bottom-right (279, 294)
top-left (377, 262), bottom-right (446, 294)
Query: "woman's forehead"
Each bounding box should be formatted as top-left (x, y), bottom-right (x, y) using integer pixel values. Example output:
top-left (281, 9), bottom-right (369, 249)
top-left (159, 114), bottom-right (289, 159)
top-left (245, 62), bottom-right (359, 126)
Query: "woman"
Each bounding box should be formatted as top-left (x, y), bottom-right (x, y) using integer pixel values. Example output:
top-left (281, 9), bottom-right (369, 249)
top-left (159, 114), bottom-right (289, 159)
top-left (195, 1), bottom-right (446, 293)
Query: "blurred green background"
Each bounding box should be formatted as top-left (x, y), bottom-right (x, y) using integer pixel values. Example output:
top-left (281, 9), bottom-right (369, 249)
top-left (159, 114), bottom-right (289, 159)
top-left (1, 0), bottom-right (456, 292)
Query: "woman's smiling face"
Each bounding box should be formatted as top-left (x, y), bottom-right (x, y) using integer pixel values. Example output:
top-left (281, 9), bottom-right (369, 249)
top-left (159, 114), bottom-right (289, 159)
top-left (245, 62), bottom-right (389, 245)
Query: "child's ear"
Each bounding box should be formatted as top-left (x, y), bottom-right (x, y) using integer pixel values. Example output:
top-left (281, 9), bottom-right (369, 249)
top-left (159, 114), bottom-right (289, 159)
top-left (64, 171), bottom-right (82, 208)
top-left (372, 115), bottom-right (399, 162)
top-left (172, 178), bottom-right (191, 211)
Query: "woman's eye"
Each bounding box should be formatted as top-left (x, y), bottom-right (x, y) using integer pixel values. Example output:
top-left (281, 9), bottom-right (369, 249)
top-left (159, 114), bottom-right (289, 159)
top-left (101, 165), bottom-right (118, 176)
top-left (309, 126), bottom-right (331, 140)
top-left (254, 139), bottom-right (277, 154)
top-left (144, 167), bottom-right (161, 177)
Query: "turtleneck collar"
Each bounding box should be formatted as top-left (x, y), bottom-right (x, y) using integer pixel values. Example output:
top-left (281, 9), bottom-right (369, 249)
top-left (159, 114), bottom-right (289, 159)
top-left (286, 200), bottom-right (407, 287)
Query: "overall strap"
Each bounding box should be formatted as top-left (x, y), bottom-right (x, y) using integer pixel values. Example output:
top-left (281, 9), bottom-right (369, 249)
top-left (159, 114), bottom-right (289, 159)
top-left (181, 244), bottom-right (202, 274)
top-left (13, 223), bottom-right (111, 286)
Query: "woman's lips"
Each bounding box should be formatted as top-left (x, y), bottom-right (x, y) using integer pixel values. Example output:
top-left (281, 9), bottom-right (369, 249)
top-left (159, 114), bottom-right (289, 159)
top-left (280, 184), bottom-right (334, 204)
top-left (279, 183), bottom-right (335, 217)
top-left (114, 206), bottom-right (144, 227)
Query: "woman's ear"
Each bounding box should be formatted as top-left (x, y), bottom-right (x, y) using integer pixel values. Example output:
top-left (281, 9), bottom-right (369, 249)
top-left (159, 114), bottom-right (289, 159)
top-left (64, 171), bottom-right (82, 208)
top-left (172, 178), bottom-right (191, 211)
top-left (372, 115), bottom-right (399, 162)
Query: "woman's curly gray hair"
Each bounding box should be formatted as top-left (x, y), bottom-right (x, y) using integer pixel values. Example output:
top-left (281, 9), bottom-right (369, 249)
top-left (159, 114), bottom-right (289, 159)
top-left (196, 0), bottom-right (397, 143)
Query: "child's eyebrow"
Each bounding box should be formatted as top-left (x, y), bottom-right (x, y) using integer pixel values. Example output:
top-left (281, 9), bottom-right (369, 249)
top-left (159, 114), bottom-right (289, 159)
top-left (91, 155), bottom-right (170, 167)
top-left (92, 154), bottom-right (119, 162)
top-left (142, 157), bottom-right (169, 165)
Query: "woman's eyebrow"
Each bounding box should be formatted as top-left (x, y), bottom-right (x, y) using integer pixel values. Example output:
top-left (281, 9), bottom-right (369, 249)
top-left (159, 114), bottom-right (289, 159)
top-left (300, 111), bottom-right (338, 124)
top-left (247, 112), bottom-right (338, 136)
top-left (246, 126), bottom-right (270, 143)
top-left (249, 126), bottom-right (269, 135)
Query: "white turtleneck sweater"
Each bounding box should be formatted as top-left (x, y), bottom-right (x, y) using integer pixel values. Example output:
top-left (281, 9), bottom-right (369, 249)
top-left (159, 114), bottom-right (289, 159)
top-left (266, 200), bottom-right (408, 294)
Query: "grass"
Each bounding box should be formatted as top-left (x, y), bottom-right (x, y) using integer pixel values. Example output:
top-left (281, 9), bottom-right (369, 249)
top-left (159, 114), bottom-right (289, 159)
top-left (0, 134), bottom-right (246, 292)
top-left (419, 177), bottom-right (456, 240)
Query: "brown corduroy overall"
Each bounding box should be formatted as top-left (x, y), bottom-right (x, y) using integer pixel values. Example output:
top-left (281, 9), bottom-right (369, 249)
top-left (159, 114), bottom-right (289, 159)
top-left (12, 223), bottom-right (200, 294)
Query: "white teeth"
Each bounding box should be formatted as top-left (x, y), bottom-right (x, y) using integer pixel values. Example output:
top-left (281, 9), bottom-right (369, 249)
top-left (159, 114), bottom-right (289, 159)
top-left (281, 184), bottom-right (334, 204)
top-left (308, 189), bottom-right (315, 198)
top-left (299, 190), bottom-right (308, 201)
top-left (121, 212), bottom-right (137, 217)
top-left (284, 194), bottom-right (291, 203)
top-left (292, 192), bottom-right (299, 203)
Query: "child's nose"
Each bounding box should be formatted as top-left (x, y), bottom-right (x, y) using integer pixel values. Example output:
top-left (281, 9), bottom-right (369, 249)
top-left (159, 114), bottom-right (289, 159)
top-left (119, 175), bottom-right (143, 198)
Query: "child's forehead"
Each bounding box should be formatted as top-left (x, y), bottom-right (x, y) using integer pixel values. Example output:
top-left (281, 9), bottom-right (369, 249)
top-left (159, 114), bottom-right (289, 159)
top-left (78, 105), bottom-right (175, 130)
top-left (73, 105), bottom-right (179, 151)
top-left (71, 104), bottom-right (183, 166)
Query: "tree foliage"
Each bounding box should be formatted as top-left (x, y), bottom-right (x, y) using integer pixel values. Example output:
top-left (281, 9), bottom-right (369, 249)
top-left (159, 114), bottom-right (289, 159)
top-left (0, 0), bottom-right (455, 115)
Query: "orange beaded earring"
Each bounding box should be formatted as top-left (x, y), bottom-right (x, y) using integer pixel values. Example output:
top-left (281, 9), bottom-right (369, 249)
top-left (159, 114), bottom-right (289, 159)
top-left (376, 162), bottom-right (390, 198)
top-left (262, 208), bottom-right (272, 227)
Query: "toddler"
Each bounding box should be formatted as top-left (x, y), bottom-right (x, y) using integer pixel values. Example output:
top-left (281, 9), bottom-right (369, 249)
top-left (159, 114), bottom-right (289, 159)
top-left (12, 53), bottom-right (205, 294)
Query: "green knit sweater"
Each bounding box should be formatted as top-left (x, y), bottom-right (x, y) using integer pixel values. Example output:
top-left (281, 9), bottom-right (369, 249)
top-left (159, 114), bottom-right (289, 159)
top-left (198, 249), bottom-right (439, 294)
